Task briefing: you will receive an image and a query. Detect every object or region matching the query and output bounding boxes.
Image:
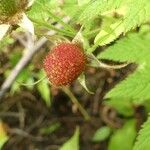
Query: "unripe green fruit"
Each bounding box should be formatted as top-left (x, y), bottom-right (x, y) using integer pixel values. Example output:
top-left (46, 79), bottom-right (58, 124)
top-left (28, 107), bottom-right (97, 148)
top-left (0, 0), bottom-right (28, 24)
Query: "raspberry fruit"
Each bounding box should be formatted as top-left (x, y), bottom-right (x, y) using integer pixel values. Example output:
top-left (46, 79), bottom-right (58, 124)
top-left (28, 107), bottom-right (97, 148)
top-left (43, 42), bottom-right (87, 86)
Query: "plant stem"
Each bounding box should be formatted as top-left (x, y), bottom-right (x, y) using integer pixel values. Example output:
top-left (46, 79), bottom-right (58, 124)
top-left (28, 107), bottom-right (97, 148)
top-left (84, 28), bottom-right (100, 38)
top-left (32, 19), bottom-right (75, 37)
top-left (46, 11), bottom-right (76, 34)
top-left (89, 53), bottom-right (129, 69)
top-left (16, 75), bottom-right (47, 86)
top-left (36, 0), bottom-right (76, 34)
top-left (62, 86), bottom-right (90, 120)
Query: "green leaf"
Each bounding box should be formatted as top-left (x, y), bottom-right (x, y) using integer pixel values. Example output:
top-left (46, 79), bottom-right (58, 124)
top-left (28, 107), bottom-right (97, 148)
top-left (124, 0), bottom-right (150, 32)
top-left (108, 120), bottom-right (136, 150)
top-left (104, 97), bottom-right (134, 117)
top-left (79, 0), bottom-right (123, 24)
top-left (78, 0), bottom-right (91, 6)
top-left (62, 0), bottom-right (89, 20)
top-left (27, 0), bottom-right (58, 21)
top-left (40, 122), bottom-right (61, 135)
top-left (98, 33), bottom-right (150, 100)
top-left (88, 0), bottom-right (150, 53)
top-left (133, 116), bottom-right (150, 150)
top-left (94, 19), bottom-right (124, 46)
top-left (0, 35), bottom-right (14, 50)
top-left (60, 127), bottom-right (80, 150)
top-left (0, 121), bottom-right (9, 150)
top-left (9, 51), bottom-right (22, 67)
top-left (28, 0), bottom-right (69, 33)
top-left (11, 69), bottom-right (32, 94)
top-left (37, 70), bottom-right (51, 107)
top-left (92, 126), bottom-right (111, 142)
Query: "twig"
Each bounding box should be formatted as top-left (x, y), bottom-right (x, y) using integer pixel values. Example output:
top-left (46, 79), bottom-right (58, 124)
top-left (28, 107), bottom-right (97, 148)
top-left (0, 37), bottom-right (46, 100)
top-left (0, 17), bottom-right (70, 100)
top-left (0, 112), bottom-right (20, 118)
top-left (8, 128), bottom-right (44, 141)
top-left (17, 102), bottom-right (25, 129)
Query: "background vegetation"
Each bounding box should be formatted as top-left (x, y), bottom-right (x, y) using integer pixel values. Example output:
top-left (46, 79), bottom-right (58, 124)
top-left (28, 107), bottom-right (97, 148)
top-left (1, 0), bottom-right (150, 150)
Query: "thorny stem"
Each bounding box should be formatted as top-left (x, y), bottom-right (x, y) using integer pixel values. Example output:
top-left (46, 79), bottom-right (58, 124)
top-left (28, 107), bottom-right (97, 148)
top-left (62, 86), bottom-right (90, 120)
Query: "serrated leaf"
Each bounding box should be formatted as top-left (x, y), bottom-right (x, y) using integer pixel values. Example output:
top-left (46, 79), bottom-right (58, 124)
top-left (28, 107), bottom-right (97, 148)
top-left (88, 0), bottom-right (150, 52)
top-left (94, 20), bottom-right (124, 46)
top-left (133, 116), bottom-right (150, 150)
top-left (92, 126), bottom-right (111, 142)
top-left (27, 0), bottom-right (58, 21)
top-left (60, 127), bottom-right (80, 150)
top-left (62, 0), bottom-right (89, 20)
top-left (79, 0), bottom-right (123, 23)
top-left (124, 0), bottom-right (150, 32)
top-left (98, 33), bottom-right (150, 100)
top-left (108, 120), bottom-right (136, 150)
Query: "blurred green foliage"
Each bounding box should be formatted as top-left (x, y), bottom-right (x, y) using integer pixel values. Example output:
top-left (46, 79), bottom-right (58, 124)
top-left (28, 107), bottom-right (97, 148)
top-left (40, 122), bottom-right (61, 135)
top-left (0, 121), bottom-right (9, 150)
top-left (92, 126), bottom-right (111, 142)
top-left (1, 0), bottom-right (150, 149)
top-left (60, 127), bottom-right (80, 150)
top-left (108, 120), bottom-right (136, 150)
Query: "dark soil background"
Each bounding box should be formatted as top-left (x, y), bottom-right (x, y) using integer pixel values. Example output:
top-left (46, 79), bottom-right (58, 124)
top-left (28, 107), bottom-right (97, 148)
top-left (0, 58), bottom-right (146, 150)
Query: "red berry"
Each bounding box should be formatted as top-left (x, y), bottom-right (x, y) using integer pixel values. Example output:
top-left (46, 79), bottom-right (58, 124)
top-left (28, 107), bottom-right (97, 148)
top-left (43, 42), bottom-right (87, 86)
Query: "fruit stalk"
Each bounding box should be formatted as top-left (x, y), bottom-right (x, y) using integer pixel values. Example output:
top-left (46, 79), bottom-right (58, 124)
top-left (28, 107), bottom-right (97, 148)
top-left (62, 86), bottom-right (90, 120)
